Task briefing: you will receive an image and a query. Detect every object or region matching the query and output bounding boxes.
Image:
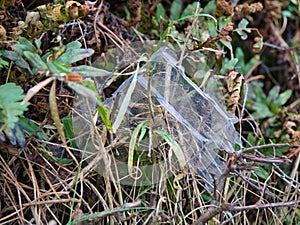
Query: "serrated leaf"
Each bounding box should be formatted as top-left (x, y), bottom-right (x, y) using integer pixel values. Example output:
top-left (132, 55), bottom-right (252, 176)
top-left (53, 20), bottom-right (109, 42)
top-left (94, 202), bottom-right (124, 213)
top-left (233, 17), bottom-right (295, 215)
top-left (70, 65), bottom-right (110, 77)
top-left (0, 121), bottom-right (25, 146)
top-left (15, 124), bottom-right (26, 146)
top-left (3, 127), bottom-right (17, 146)
top-left (0, 83), bottom-right (29, 129)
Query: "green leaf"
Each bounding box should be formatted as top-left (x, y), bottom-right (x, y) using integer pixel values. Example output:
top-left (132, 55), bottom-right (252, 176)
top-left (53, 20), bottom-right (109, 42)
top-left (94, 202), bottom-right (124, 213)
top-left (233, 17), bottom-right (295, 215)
top-left (238, 18), bottom-right (249, 29)
top-left (255, 166), bottom-right (269, 179)
top-left (156, 3), bottom-right (166, 21)
top-left (266, 86), bottom-right (280, 104)
top-left (0, 124), bottom-right (25, 146)
top-left (154, 130), bottom-right (186, 169)
top-left (128, 122), bottom-right (146, 174)
top-left (2, 50), bottom-right (33, 73)
top-left (69, 79), bottom-right (112, 131)
top-left (170, 0), bottom-right (182, 20)
top-left (47, 61), bottom-right (73, 76)
top-left (220, 58), bottom-right (238, 73)
top-left (236, 19), bottom-right (250, 40)
top-left (275, 89), bottom-right (292, 106)
top-left (246, 133), bottom-right (256, 147)
top-left (23, 51), bottom-right (48, 73)
top-left (252, 103), bottom-right (273, 119)
top-left (62, 116), bottom-right (77, 148)
top-left (0, 83), bottom-right (29, 129)
top-left (0, 57), bottom-right (9, 69)
top-left (40, 147), bottom-right (73, 165)
top-left (57, 45), bottom-right (94, 65)
top-left (70, 65), bottom-right (110, 77)
top-left (66, 40), bottom-right (81, 49)
top-left (18, 116), bottom-right (48, 141)
top-left (34, 39), bottom-right (42, 50)
top-left (181, 2), bottom-right (198, 19)
top-left (67, 81), bottom-right (97, 98)
top-left (19, 37), bottom-right (37, 52)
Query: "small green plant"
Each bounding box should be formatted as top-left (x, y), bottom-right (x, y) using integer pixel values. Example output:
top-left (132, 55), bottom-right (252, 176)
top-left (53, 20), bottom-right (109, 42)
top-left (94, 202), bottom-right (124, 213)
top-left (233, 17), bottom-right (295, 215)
top-left (0, 50), bottom-right (9, 69)
top-left (2, 37), bottom-right (107, 78)
top-left (0, 83), bottom-right (48, 146)
top-left (1, 37), bottom-right (111, 147)
top-left (246, 82), bottom-right (293, 155)
top-left (247, 82), bottom-right (292, 120)
top-left (0, 83), bottom-right (28, 146)
top-left (0, 83), bottom-right (29, 129)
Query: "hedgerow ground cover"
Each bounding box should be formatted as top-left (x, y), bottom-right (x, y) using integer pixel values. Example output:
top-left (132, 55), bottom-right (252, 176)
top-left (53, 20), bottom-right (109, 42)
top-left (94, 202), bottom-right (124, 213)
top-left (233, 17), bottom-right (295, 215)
top-left (0, 1), bottom-right (299, 224)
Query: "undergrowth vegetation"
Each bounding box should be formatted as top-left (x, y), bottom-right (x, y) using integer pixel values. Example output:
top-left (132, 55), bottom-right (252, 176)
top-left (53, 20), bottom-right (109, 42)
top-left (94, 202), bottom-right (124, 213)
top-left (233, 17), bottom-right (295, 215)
top-left (0, 0), bottom-right (299, 225)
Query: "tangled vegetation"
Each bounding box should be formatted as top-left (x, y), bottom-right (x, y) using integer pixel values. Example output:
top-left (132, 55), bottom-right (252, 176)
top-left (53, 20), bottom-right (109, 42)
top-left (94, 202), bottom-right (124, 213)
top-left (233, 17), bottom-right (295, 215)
top-left (0, 0), bottom-right (299, 224)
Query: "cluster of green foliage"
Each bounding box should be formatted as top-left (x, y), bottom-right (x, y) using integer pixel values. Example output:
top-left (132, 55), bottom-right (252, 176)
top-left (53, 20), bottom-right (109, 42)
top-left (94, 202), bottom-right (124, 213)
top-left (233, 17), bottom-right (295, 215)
top-left (0, 0), bottom-right (299, 224)
top-left (0, 37), bottom-right (110, 147)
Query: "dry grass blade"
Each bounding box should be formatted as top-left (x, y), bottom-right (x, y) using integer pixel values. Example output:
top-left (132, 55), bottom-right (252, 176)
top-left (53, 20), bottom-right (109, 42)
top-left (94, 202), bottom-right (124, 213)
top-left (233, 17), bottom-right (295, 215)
top-left (21, 77), bottom-right (56, 105)
top-left (49, 79), bottom-right (78, 166)
top-left (112, 67), bottom-right (139, 132)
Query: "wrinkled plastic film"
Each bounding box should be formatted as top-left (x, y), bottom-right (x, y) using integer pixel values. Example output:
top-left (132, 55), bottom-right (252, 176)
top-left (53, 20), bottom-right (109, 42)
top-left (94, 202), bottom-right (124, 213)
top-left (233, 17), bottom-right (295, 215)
top-left (108, 46), bottom-right (241, 190)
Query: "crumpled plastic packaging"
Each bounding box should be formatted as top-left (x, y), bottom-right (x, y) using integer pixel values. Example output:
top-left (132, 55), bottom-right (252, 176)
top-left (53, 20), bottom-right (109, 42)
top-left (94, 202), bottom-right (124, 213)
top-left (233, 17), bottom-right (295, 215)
top-left (107, 46), bottom-right (241, 190)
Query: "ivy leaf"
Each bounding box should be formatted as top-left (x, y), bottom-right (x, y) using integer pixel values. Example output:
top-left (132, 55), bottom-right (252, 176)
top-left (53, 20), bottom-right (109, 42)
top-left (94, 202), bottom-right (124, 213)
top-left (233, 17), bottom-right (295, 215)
top-left (0, 83), bottom-right (29, 129)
